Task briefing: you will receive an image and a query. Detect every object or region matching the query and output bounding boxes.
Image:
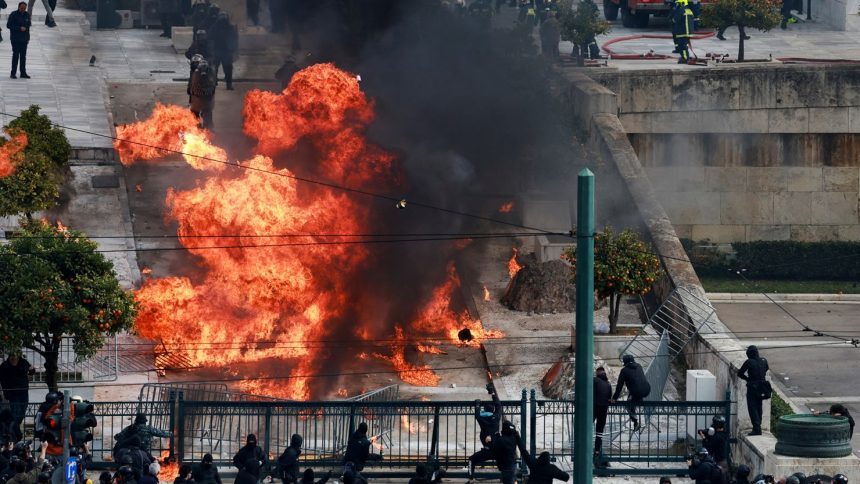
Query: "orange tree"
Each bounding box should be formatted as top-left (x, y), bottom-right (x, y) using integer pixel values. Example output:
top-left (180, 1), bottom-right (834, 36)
top-left (700, 0), bottom-right (781, 61)
top-left (563, 227), bottom-right (664, 333)
top-left (0, 219), bottom-right (137, 392)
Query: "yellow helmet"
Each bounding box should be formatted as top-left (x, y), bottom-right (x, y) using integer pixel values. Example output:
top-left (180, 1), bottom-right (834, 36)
top-left (677, 0), bottom-right (688, 5)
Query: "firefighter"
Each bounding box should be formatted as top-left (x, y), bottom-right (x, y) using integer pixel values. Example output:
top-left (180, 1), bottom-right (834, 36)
top-left (671, 0), bottom-right (694, 64)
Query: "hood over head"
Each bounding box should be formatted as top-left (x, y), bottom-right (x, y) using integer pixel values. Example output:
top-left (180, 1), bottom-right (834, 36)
top-left (290, 433), bottom-right (303, 448)
top-left (746, 345), bottom-right (759, 359)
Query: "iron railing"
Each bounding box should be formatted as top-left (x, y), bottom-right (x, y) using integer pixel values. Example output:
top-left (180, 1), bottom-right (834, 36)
top-left (4, 336), bottom-right (119, 384)
top-left (14, 390), bottom-right (732, 477)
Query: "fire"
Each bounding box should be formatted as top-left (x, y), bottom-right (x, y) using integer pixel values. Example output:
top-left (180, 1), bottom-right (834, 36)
top-left (159, 451), bottom-right (179, 480)
top-left (508, 247), bottom-right (522, 279)
top-left (416, 344), bottom-right (446, 355)
top-left (0, 131), bottom-right (27, 178)
top-left (336, 388), bottom-right (349, 398)
top-left (141, 267), bottom-right (152, 275)
top-left (498, 202), bottom-right (514, 213)
top-left (122, 63), bottom-right (490, 399)
top-left (482, 284), bottom-right (491, 302)
top-left (135, 184), bottom-right (143, 192)
top-left (401, 415), bottom-right (427, 435)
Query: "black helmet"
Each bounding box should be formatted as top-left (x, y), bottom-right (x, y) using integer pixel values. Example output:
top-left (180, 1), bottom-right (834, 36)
top-left (622, 354), bottom-right (634, 365)
top-left (833, 474), bottom-right (848, 484)
top-left (696, 447), bottom-right (708, 456)
top-left (45, 392), bottom-right (61, 405)
top-left (712, 415), bottom-right (726, 428)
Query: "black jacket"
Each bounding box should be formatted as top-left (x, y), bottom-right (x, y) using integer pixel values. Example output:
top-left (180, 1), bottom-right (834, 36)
top-left (594, 375), bottom-right (612, 407)
top-left (519, 446), bottom-right (569, 483)
top-left (703, 430), bottom-right (729, 462)
top-left (209, 16), bottom-right (238, 57)
top-left (232, 444), bottom-right (266, 472)
top-left (489, 424), bottom-right (519, 472)
top-left (689, 457), bottom-right (722, 484)
top-left (738, 346), bottom-right (769, 383)
top-left (191, 463), bottom-right (222, 484)
top-left (476, 392), bottom-right (502, 440)
top-left (613, 362), bottom-right (651, 400)
top-left (343, 429), bottom-right (371, 470)
top-left (277, 435), bottom-right (303, 483)
top-left (5, 10), bottom-right (30, 44)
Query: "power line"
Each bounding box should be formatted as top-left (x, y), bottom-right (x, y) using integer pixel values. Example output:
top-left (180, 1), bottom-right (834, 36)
top-left (0, 110), bottom-right (562, 236)
top-left (5, 231), bottom-right (559, 240)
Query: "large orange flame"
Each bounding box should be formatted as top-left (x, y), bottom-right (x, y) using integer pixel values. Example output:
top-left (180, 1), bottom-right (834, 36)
top-left (122, 63), bottom-right (500, 399)
top-left (0, 131), bottom-right (27, 178)
top-left (508, 247), bottom-right (522, 279)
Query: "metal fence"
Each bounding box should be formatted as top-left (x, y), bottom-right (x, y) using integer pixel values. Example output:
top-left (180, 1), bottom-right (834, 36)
top-left (530, 391), bottom-right (733, 476)
top-left (15, 390), bottom-right (731, 477)
top-left (4, 336), bottom-right (119, 384)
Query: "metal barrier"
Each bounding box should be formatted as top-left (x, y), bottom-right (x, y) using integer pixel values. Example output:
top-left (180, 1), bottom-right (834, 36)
top-left (530, 392), bottom-right (733, 476)
top-left (15, 390), bottom-right (732, 477)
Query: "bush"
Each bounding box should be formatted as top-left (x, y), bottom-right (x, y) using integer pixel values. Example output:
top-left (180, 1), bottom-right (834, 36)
top-left (770, 391), bottom-right (792, 437)
top-left (685, 240), bottom-right (860, 281)
top-left (6, 105), bottom-right (71, 167)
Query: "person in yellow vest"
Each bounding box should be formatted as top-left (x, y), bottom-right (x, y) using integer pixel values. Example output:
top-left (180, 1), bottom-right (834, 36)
top-left (671, 0), bottom-right (694, 64)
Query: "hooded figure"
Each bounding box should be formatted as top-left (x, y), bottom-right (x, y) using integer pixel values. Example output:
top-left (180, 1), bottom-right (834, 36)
top-left (233, 434), bottom-right (267, 472)
top-left (738, 345), bottom-right (770, 435)
top-left (731, 464), bottom-right (751, 484)
top-left (343, 423), bottom-right (371, 471)
top-left (488, 421), bottom-right (519, 484)
top-left (828, 404), bottom-right (855, 438)
top-left (114, 413), bottom-right (170, 455)
top-left (277, 434), bottom-right (303, 483)
top-left (612, 355), bottom-right (651, 431)
top-left (191, 453), bottom-right (222, 484)
top-left (299, 468), bottom-right (331, 484)
top-left (114, 436), bottom-right (153, 481)
top-left (518, 445), bottom-right (570, 484)
top-left (467, 384), bottom-right (502, 481)
top-left (593, 366), bottom-right (612, 460)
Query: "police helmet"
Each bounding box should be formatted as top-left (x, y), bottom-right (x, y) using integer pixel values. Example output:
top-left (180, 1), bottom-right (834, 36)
top-left (696, 447), bottom-right (708, 456)
top-left (711, 415), bottom-right (726, 428)
top-left (622, 354), bottom-right (634, 365)
top-left (45, 392), bottom-right (61, 404)
top-left (833, 475), bottom-right (848, 484)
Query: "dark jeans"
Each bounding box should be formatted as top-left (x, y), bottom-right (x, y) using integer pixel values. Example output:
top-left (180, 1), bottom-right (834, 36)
top-left (247, 0), bottom-right (259, 25)
top-left (11, 41), bottom-right (28, 76)
top-left (594, 405), bottom-right (608, 450)
top-left (676, 37), bottom-right (690, 62)
top-left (626, 395), bottom-right (644, 423)
top-left (499, 469), bottom-right (516, 484)
top-left (8, 397), bottom-right (27, 441)
top-left (468, 447), bottom-right (493, 477)
top-left (160, 13), bottom-right (173, 37)
top-left (746, 385), bottom-right (763, 432)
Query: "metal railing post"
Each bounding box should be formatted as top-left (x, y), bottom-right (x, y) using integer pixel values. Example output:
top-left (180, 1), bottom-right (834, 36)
top-left (429, 405), bottom-right (440, 460)
top-left (724, 390), bottom-right (732, 467)
top-left (520, 390), bottom-right (528, 472)
top-left (168, 390), bottom-right (177, 460)
top-left (529, 390), bottom-right (537, 457)
top-left (264, 406), bottom-right (272, 467)
top-left (176, 392), bottom-right (185, 464)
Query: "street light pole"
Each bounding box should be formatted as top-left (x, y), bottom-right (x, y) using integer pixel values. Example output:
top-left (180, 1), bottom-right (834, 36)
top-left (573, 168), bottom-right (595, 484)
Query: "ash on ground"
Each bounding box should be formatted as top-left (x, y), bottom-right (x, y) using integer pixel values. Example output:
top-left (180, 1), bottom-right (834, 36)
top-left (501, 252), bottom-right (575, 314)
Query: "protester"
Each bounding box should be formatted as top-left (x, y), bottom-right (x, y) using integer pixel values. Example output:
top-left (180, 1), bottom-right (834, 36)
top-left (234, 459), bottom-right (259, 484)
top-left (488, 421), bottom-right (519, 484)
top-left (277, 434), bottom-right (303, 483)
top-left (407, 463), bottom-right (444, 484)
top-left (233, 434), bottom-right (266, 473)
top-left (98, 471), bottom-right (113, 484)
top-left (611, 354), bottom-right (651, 431)
top-left (467, 383), bottom-right (502, 482)
top-left (816, 404), bottom-right (855, 438)
top-left (299, 469), bottom-right (331, 484)
top-left (0, 353), bottom-right (35, 438)
top-left (343, 423), bottom-right (380, 473)
top-left (114, 414), bottom-right (171, 455)
top-left (516, 440), bottom-right (569, 483)
top-left (687, 448), bottom-right (723, 484)
top-left (191, 454), bottom-right (222, 484)
top-left (115, 466), bottom-right (137, 484)
top-left (7, 441), bottom-right (46, 484)
top-left (209, 12), bottom-right (238, 90)
top-left (660, 477), bottom-right (672, 484)
top-left (732, 465), bottom-right (752, 484)
top-left (700, 416), bottom-right (729, 470)
top-left (738, 345), bottom-right (770, 436)
top-left (173, 464), bottom-right (193, 484)
top-left (340, 470), bottom-right (367, 484)
top-left (138, 463), bottom-right (159, 484)
top-left (594, 366), bottom-right (612, 460)
top-left (114, 437), bottom-right (154, 481)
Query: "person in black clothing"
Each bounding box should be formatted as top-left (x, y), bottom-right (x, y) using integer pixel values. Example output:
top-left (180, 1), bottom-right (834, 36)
top-left (341, 470), bottom-right (367, 484)
top-left (0, 354), bottom-right (33, 442)
top-left (246, 0), bottom-right (259, 25)
top-left (487, 421), bottom-right (519, 484)
top-left (173, 464), bottom-right (193, 484)
top-left (738, 345), bottom-right (769, 436)
top-left (467, 383), bottom-right (502, 482)
top-left (299, 468), bottom-right (331, 484)
top-left (818, 404), bottom-right (855, 438)
top-left (407, 463), bottom-right (444, 484)
top-left (688, 448), bottom-right (723, 484)
top-left (6, 3), bottom-right (31, 79)
top-left (277, 433), bottom-right (303, 483)
top-left (233, 434), bottom-right (267, 473)
top-left (732, 465), bottom-right (752, 484)
top-left (114, 437), bottom-right (154, 481)
top-left (343, 423), bottom-right (380, 473)
top-left (594, 366), bottom-right (612, 458)
top-left (516, 439), bottom-right (569, 483)
top-left (611, 354), bottom-right (651, 432)
top-left (700, 416), bottom-right (729, 470)
top-left (158, 0), bottom-right (179, 38)
top-left (209, 12), bottom-right (237, 90)
top-left (184, 30), bottom-right (211, 73)
top-left (191, 453), bottom-right (222, 484)
top-left (234, 458), bottom-right (259, 484)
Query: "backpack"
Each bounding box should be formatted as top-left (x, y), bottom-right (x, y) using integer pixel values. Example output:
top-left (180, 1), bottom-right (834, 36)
top-left (710, 462), bottom-right (729, 484)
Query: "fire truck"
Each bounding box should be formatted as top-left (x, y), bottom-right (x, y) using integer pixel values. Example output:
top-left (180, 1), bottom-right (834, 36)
top-left (603, 0), bottom-right (696, 28)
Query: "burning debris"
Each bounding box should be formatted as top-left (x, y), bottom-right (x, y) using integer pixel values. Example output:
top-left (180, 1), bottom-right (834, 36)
top-left (507, 247), bottom-right (523, 279)
top-left (482, 284), bottom-right (491, 302)
top-left (502, 252), bottom-right (576, 314)
top-left (498, 202), bottom-right (514, 213)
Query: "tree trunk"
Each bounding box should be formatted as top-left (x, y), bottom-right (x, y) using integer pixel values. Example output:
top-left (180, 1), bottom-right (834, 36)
top-left (575, 44), bottom-right (586, 66)
top-left (44, 339), bottom-right (61, 393)
top-left (738, 31), bottom-right (745, 62)
top-left (609, 293), bottom-right (621, 333)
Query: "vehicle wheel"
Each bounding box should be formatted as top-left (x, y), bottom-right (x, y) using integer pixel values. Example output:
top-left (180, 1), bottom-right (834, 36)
top-left (633, 10), bottom-right (650, 27)
top-left (603, 0), bottom-right (619, 20)
top-left (620, 3), bottom-right (636, 27)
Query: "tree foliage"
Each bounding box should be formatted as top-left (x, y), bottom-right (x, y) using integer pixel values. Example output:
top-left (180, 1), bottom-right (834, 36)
top-left (559, 0), bottom-right (610, 51)
top-left (563, 227), bottom-right (664, 333)
top-left (0, 219), bottom-right (137, 392)
top-left (700, 0), bottom-right (781, 60)
top-left (0, 106), bottom-right (70, 217)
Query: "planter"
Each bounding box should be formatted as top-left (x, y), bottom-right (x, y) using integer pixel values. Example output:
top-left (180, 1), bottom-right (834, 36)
top-left (775, 414), bottom-right (852, 458)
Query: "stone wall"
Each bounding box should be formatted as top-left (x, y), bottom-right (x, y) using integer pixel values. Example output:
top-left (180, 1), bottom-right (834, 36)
top-left (589, 65), bottom-right (860, 242)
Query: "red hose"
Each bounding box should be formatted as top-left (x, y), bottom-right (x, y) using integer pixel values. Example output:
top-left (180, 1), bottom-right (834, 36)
top-left (775, 58), bottom-right (860, 64)
top-left (601, 31), bottom-right (716, 60)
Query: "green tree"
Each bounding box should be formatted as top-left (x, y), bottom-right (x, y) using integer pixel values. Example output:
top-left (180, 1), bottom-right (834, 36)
top-left (700, 0), bottom-right (781, 61)
top-left (559, 0), bottom-right (610, 66)
top-left (563, 227), bottom-right (664, 333)
top-left (0, 106), bottom-right (70, 218)
top-left (0, 219), bottom-right (137, 392)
